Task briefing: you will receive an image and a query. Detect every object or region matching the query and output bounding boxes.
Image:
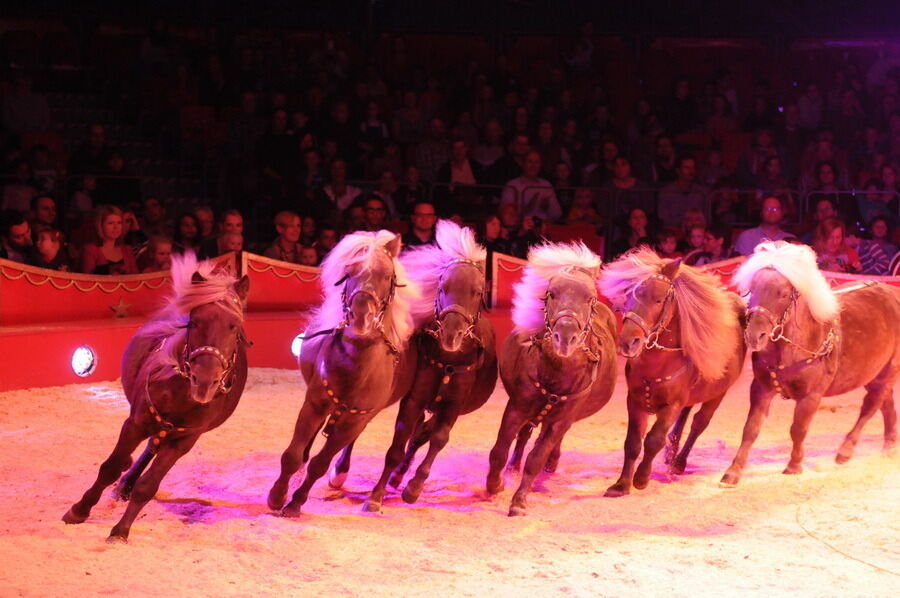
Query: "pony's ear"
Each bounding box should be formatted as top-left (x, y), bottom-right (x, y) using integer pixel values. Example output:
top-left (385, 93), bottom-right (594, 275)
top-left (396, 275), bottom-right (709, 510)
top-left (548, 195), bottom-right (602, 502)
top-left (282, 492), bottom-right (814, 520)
top-left (233, 275), bottom-right (250, 300)
top-left (384, 234), bottom-right (402, 258)
top-left (661, 257), bottom-right (681, 280)
top-left (191, 271), bottom-right (206, 284)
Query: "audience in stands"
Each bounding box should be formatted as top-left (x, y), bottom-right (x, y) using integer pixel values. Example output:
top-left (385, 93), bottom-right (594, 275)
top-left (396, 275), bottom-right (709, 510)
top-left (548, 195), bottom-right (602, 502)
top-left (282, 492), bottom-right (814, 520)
top-left (4, 19), bottom-right (900, 280)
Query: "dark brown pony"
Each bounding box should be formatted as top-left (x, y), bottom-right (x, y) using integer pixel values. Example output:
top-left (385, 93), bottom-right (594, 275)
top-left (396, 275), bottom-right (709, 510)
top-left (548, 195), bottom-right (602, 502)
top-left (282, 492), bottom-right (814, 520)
top-left (486, 242), bottom-right (618, 516)
top-left (267, 231), bottom-right (420, 516)
top-left (722, 241), bottom-right (899, 485)
top-left (599, 248), bottom-right (746, 496)
top-left (363, 220), bottom-right (498, 512)
top-left (63, 254), bottom-right (250, 541)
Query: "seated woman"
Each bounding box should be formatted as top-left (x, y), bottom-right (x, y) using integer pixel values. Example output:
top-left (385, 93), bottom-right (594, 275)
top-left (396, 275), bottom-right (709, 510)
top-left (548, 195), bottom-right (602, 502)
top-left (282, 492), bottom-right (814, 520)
top-left (868, 215), bottom-right (898, 261)
top-left (609, 207), bottom-right (653, 258)
top-left (172, 212), bottom-right (203, 256)
top-left (686, 223), bottom-right (740, 266)
top-left (80, 205), bottom-right (139, 275)
top-left (565, 187), bottom-right (602, 233)
top-left (813, 217), bottom-right (862, 274)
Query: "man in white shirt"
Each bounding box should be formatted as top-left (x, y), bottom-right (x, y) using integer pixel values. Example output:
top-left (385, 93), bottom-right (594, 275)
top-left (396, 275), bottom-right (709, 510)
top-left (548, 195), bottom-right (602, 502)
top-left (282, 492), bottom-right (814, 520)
top-left (500, 151), bottom-right (562, 223)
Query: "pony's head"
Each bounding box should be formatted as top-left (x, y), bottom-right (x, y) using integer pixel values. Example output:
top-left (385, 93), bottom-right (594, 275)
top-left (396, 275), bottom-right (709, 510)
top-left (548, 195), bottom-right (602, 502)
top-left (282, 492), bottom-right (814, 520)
top-left (167, 253), bottom-right (250, 404)
top-left (402, 219), bottom-right (487, 353)
top-left (605, 252), bottom-right (681, 358)
top-left (513, 242), bottom-right (601, 359)
top-left (313, 230), bottom-right (417, 346)
top-left (734, 241), bottom-right (838, 352)
top-left (600, 247), bottom-right (739, 380)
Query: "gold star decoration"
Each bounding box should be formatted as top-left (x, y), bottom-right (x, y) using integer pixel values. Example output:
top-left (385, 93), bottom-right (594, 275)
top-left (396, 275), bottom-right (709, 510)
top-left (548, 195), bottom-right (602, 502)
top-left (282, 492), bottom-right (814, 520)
top-left (109, 297), bottom-right (132, 318)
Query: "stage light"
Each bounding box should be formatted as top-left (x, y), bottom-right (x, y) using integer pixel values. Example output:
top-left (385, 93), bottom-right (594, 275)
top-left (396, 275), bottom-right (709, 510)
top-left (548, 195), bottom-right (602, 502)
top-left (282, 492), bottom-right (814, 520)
top-left (291, 334), bottom-right (304, 357)
top-left (71, 346), bottom-right (97, 377)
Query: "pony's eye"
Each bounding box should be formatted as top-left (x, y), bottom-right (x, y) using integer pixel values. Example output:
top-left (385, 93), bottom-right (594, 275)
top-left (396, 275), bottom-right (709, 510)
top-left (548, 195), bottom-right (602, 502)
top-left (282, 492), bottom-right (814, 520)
top-left (548, 292), bottom-right (556, 300)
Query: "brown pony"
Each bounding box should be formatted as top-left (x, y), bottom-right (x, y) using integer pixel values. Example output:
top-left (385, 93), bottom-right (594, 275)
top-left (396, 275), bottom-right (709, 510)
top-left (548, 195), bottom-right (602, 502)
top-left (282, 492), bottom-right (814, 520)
top-left (599, 248), bottom-right (746, 496)
top-left (486, 242), bottom-right (618, 516)
top-left (722, 241), bottom-right (899, 485)
top-left (267, 231), bottom-right (421, 516)
top-left (63, 254), bottom-right (251, 541)
top-left (363, 220), bottom-right (498, 512)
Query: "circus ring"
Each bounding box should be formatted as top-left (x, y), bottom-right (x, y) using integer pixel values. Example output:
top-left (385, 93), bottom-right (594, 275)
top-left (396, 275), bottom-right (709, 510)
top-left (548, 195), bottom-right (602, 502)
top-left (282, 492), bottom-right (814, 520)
top-left (0, 253), bottom-right (898, 596)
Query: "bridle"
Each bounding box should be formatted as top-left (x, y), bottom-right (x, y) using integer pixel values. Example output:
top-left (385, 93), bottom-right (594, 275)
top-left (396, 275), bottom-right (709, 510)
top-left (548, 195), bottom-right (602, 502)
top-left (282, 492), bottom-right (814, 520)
top-left (173, 296), bottom-right (248, 395)
top-left (334, 248), bottom-right (403, 347)
top-left (622, 273), bottom-right (682, 352)
top-left (747, 286), bottom-right (837, 358)
top-left (425, 258), bottom-right (485, 345)
top-left (538, 266), bottom-right (600, 361)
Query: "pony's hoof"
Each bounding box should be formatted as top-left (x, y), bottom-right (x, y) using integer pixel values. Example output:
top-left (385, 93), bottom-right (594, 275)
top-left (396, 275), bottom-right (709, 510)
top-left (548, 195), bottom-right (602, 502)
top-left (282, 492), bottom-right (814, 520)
top-left (782, 464), bottom-right (803, 475)
top-left (720, 470), bottom-right (740, 486)
top-left (632, 473), bottom-right (650, 490)
top-left (402, 480), bottom-right (423, 504)
top-left (62, 507), bottom-right (87, 524)
top-left (106, 531), bottom-right (128, 544)
top-left (543, 461), bottom-right (558, 474)
top-left (280, 502), bottom-right (302, 518)
top-left (835, 452), bottom-right (852, 465)
top-left (362, 500), bottom-right (382, 514)
top-left (884, 440), bottom-right (897, 457)
top-left (485, 478), bottom-right (504, 496)
top-left (508, 504), bottom-right (527, 517)
top-left (267, 485), bottom-right (286, 512)
top-left (328, 466), bottom-right (348, 489)
top-left (604, 483), bottom-right (630, 498)
top-left (669, 460), bottom-right (687, 476)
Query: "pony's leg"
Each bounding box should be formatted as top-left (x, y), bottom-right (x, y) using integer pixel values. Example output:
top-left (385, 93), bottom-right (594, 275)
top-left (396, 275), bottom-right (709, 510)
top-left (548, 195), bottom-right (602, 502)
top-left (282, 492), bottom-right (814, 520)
top-left (114, 441), bottom-right (155, 501)
top-left (784, 395), bottom-right (821, 475)
top-left (836, 383), bottom-right (890, 464)
top-left (364, 398), bottom-right (423, 513)
top-left (506, 426), bottom-right (533, 473)
top-left (670, 396), bottom-right (725, 475)
top-left (282, 427), bottom-right (357, 518)
top-left (633, 404), bottom-right (682, 489)
top-left (328, 442), bottom-right (354, 489)
top-left (508, 419), bottom-right (573, 516)
top-left (63, 418), bottom-right (144, 524)
top-left (543, 437), bottom-right (563, 473)
top-left (389, 413), bottom-right (429, 488)
top-left (108, 434), bottom-right (200, 542)
top-left (268, 399), bottom-right (328, 511)
top-left (721, 380), bottom-right (775, 486)
top-left (486, 402), bottom-right (529, 496)
top-left (605, 396), bottom-right (648, 497)
top-left (664, 406), bottom-right (692, 465)
top-left (882, 392), bottom-right (898, 455)
top-left (402, 407), bottom-right (461, 504)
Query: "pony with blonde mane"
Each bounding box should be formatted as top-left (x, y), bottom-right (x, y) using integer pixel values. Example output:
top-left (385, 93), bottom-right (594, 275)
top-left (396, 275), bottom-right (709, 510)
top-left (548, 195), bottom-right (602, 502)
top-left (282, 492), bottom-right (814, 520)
top-left (268, 231), bottom-right (422, 517)
top-left (599, 248), bottom-right (746, 496)
top-left (486, 242), bottom-right (618, 516)
top-left (64, 253), bottom-right (251, 541)
top-left (722, 241), bottom-right (900, 486)
top-left (363, 220), bottom-right (498, 512)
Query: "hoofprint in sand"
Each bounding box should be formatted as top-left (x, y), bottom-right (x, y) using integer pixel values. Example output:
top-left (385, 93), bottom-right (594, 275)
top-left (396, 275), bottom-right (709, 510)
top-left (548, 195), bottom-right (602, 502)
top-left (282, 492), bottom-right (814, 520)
top-left (0, 362), bottom-right (896, 598)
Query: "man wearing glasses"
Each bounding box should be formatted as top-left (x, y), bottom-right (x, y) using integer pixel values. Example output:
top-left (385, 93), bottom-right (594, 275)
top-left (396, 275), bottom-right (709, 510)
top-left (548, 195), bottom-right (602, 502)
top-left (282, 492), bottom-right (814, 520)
top-left (403, 200), bottom-right (438, 248)
top-left (735, 195), bottom-right (796, 255)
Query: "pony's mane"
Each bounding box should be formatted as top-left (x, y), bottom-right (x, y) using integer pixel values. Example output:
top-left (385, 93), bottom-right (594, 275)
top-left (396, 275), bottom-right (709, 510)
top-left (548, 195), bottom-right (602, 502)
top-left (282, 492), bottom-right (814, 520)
top-left (401, 219), bottom-right (487, 324)
top-left (599, 247), bottom-right (740, 381)
top-left (733, 241), bottom-right (839, 323)
top-left (512, 241), bottom-right (601, 335)
top-left (308, 230), bottom-right (419, 348)
top-left (137, 252), bottom-right (243, 377)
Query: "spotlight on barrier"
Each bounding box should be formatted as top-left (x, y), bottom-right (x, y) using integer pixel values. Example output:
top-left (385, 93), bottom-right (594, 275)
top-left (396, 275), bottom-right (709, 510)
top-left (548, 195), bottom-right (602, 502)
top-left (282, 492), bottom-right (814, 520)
top-left (291, 334), bottom-right (304, 358)
top-left (71, 346), bottom-right (98, 377)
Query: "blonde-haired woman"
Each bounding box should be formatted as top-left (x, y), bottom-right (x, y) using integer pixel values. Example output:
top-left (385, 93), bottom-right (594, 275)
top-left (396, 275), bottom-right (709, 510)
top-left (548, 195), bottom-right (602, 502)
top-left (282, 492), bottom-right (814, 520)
top-left (80, 204), bottom-right (138, 274)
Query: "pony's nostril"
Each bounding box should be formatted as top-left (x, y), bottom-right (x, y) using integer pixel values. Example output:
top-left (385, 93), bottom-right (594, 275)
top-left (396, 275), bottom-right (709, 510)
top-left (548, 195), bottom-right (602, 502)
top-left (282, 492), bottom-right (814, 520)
top-left (553, 332), bottom-right (561, 344)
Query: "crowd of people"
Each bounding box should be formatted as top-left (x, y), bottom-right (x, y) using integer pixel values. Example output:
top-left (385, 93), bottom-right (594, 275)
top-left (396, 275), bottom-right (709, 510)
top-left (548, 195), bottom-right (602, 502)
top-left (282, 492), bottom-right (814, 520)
top-left (2, 20), bottom-right (900, 276)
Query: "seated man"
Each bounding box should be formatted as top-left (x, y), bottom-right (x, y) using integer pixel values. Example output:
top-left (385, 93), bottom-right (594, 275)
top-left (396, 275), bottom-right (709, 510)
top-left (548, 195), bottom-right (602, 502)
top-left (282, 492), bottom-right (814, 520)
top-left (735, 196), bottom-right (796, 255)
top-left (0, 210), bottom-right (32, 263)
top-left (657, 155), bottom-right (709, 229)
top-left (263, 210), bottom-right (303, 264)
top-left (402, 200), bottom-right (438, 248)
top-left (500, 151), bottom-right (562, 222)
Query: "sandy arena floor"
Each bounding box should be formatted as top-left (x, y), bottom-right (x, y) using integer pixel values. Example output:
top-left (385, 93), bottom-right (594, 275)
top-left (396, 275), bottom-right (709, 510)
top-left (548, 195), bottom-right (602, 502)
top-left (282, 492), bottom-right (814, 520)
top-left (0, 360), bottom-right (897, 598)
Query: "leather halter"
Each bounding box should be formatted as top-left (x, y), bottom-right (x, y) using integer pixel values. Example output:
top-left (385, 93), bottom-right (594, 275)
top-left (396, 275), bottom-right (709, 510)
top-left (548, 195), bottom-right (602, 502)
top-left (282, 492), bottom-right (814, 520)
top-left (536, 265), bottom-right (601, 360)
top-left (622, 273), bottom-right (682, 352)
top-left (426, 258), bottom-right (485, 344)
top-left (747, 288), bottom-right (837, 358)
top-left (173, 297), bottom-right (246, 395)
